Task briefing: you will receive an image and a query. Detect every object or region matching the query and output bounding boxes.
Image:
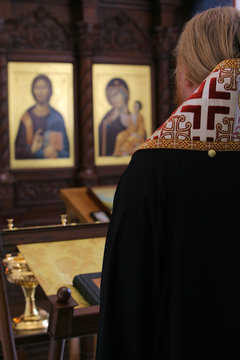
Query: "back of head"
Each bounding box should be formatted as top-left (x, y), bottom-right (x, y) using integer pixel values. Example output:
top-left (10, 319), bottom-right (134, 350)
top-left (175, 6), bottom-right (240, 86)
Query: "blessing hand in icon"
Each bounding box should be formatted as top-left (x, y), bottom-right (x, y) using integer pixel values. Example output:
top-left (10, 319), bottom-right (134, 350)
top-left (31, 129), bottom-right (44, 154)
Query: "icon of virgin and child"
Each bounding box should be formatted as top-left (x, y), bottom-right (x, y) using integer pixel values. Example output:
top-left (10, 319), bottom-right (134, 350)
top-left (98, 78), bottom-right (146, 157)
top-left (15, 74), bottom-right (69, 159)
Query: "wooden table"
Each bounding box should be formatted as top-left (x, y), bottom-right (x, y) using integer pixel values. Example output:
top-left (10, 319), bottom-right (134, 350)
top-left (0, 222), bottom-right (108, 360)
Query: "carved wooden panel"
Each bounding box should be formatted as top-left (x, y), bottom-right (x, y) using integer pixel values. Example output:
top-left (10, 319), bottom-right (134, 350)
top-left (9, 6), bottom-right (72, 51)
top-left (96, 11), bottom-right (151, 57)
top-left (16, 179), bottom-right (70, 205)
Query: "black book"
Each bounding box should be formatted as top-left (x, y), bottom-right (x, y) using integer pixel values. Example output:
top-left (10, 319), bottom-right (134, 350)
top-left (73, 272), bottom-right (101, 305)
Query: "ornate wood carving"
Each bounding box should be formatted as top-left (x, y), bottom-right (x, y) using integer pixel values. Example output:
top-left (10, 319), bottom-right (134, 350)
top-left (75, 22), bottom-right (101, 55)
top-left (96, 11), bottom-right (150, 56)
top-left (8, 6), bottom-right (72, 51)
top-left (16, 179), bottom-right (70, 204)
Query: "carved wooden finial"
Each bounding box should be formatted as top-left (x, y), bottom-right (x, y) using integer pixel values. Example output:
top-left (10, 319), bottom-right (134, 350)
top-left (57, 287), bottom-right (71, 302)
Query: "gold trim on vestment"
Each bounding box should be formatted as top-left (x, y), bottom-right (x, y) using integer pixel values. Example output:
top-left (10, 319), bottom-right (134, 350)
top-left (213, 58), bottom-right (240, 71)
top-left (137, 138), bottom-right (240, 152)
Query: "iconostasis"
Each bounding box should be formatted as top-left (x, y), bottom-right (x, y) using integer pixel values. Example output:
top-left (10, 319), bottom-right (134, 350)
top-left (0, 0), bottom-right (192, 227)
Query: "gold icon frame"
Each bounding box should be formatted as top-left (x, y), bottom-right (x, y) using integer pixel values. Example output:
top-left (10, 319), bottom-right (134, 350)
top-left (92, 64), bottom-right (152, 166)
top-left (8, 61), bottom-right (74, 169)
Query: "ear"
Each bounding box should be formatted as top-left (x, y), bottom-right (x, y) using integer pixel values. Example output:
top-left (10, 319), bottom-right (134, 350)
top-left (185, 78), bottom-right (197, 92)
top-left (175, 63), bottom-right (199, 104)
top-left (183, 78), bottom-right (198, 100)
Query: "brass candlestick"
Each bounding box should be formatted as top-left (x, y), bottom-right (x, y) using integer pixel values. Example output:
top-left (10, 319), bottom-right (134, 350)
top-left (3, 253), bottom-right (49, 331)
top-left (61, 214), bottom-right (68, 226)
top-left (7, 218), bottom-right (14, 230)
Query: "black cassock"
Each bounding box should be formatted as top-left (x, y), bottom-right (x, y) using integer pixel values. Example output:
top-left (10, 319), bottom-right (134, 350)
top-left (96, 148), bottom-right (240, 360)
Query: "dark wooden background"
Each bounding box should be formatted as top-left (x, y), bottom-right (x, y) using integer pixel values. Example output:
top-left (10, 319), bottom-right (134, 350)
top-left (0, 0), bottom-right (193, 228)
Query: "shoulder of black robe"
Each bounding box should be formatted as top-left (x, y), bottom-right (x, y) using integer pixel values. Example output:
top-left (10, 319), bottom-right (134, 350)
top-left (96, 148), bottom-right (240, 360)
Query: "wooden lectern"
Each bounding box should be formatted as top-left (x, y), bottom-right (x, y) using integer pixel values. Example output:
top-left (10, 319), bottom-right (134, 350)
top-left (60, 186), bottom-right (115, 223)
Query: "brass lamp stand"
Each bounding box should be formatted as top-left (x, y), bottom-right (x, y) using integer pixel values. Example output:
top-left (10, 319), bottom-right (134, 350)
top-left (3, 252), bottom-right (49, 331)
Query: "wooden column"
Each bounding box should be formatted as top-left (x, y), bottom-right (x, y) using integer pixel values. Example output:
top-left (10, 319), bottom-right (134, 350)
top-left (75, 21), bottom-right (100, 186)
top-left (0, 51), bottom-right (15, 213)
